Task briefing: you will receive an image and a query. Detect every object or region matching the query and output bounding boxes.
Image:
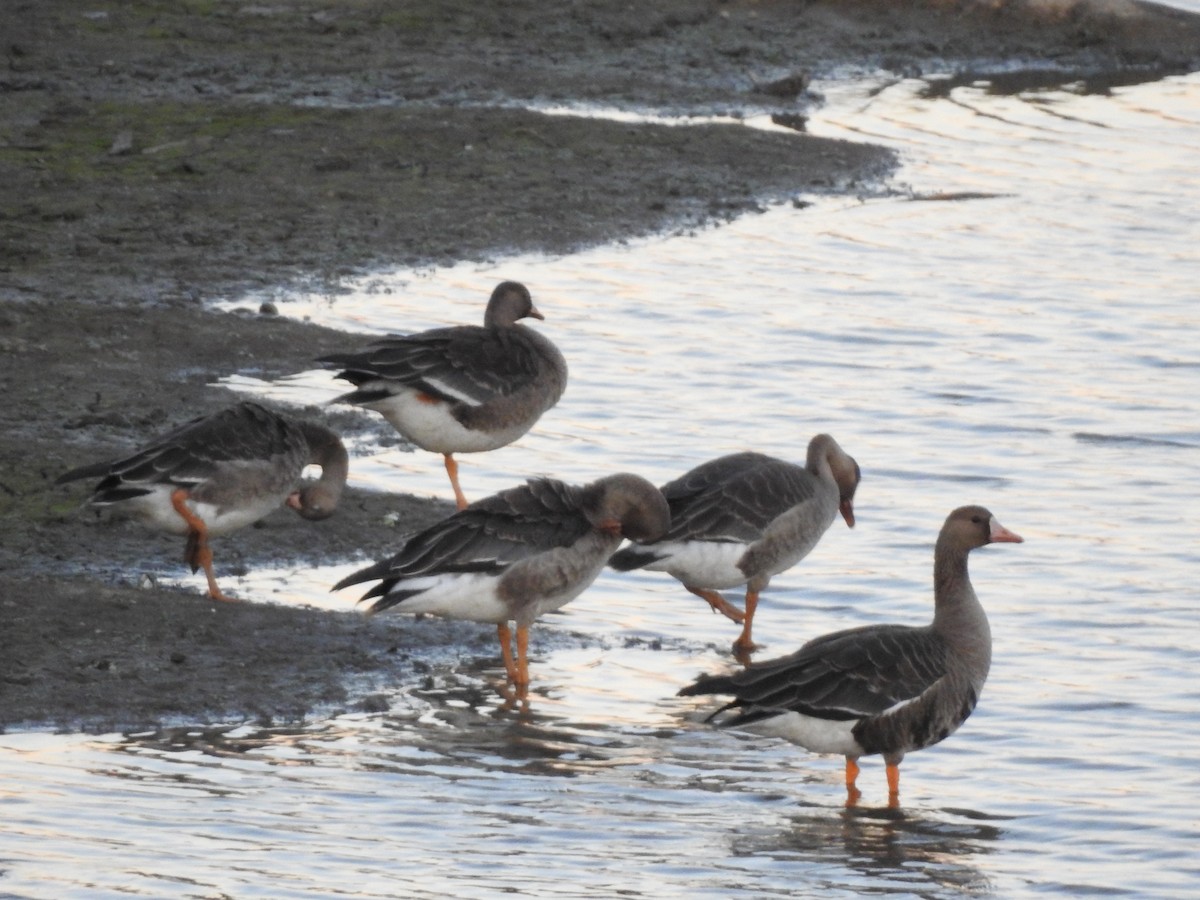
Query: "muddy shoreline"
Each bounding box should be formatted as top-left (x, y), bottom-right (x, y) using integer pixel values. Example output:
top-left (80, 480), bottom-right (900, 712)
top-left (3, 0), bottom-right (1199, 732)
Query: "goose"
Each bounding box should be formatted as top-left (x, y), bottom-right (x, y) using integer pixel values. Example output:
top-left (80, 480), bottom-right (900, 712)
top-left (610, 434), bottom-right (860, 658)
top-left (678, 505), bottom-right (1022, 805)
top-left (56, 401), bottom-right (349, 602)
top-left (318, 281), bottom-right (567, 510)
top-left (334, 473), bottom-right (669, 696)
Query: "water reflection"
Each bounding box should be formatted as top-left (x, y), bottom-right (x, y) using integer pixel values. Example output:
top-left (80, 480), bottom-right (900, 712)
top-left (735, 801), bottom-right (1006, 895)
top-left (103, 668), bottom-right (685, 783)
top-left (120, 722), bottom-right (326, 765)
top-left (95, 692), bottom-right (1010, 899)
top-left (918, 67), bottom-right (1189, 99)
top-left (6, 70), bottom-right (1200, 899)
top-left (376, 670), bottom-right (685, 777)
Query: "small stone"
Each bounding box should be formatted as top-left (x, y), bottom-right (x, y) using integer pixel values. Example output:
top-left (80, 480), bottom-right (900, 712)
top-left (753, 71), bottom-right (811, 98)
top-left (109, 130), bottom-right (135, 156)
top-left (358, 694), bottom-right (390, 713)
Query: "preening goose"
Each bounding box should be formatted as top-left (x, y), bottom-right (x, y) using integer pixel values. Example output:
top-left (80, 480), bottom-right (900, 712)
top-left (334, 473), bottom-right (669, 697)
top-left (56, 401), bottom-right (348, 602)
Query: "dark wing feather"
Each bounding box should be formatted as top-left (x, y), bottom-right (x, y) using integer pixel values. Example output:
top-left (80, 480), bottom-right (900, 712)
top-left (662, 452), bottom-right (817, 542)
top-left (680, 624), bottom-right (949, 725)
top-left (333, 478), bottom-right (594, 593)
top-left (54, 459), bottom-right (118, 485)
top-left (320, 326), bottom-right (549, 407)
top-left (57, 402), bottom-right (303, 501)
top-left (608, 544), bottom-right (662, 571)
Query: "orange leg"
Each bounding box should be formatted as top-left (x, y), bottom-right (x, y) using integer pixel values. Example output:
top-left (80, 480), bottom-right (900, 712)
top-left (495, 622), bottom-right (530, 702)
top-left (515, 624), bottom-right (531, 689)
top-left (886, 763), bottom-right (901, 807)
top-left (686, 587), bottom-right (745, 623)
top-left (443, 453), bottom-right (469, 510)
top-left (844, 757), bottom-right (863, 806)
top-left (497, 622), bottom-right (520, 683)
top-left (171, 488), bottom-right (236, 602)
top-left (732, 588), bottom-right (761, 656)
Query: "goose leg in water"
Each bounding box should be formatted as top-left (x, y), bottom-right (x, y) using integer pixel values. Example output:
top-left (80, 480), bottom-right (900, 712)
top-left (733, 588), bottom-right (761, 659)
top-left (496, 622), bottom-right (520, 684)
top-left (495, 622), bottom-right (531, 703)
top-left (845, 757), bottom-right (864, 806)
top-left (886, 763), bottom-right (901, 807)
top-left (515, 625), bottom-right (530, 689)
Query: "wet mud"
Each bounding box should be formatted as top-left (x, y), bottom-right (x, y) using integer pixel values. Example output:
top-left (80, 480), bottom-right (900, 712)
top-left (2, 0), bottom-right (1198, 731)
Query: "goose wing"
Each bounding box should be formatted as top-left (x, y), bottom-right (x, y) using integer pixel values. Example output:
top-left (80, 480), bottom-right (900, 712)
top-left (683, 624), bottom-right (949, 725)
top-left (56, 402), bottom-right (302, 502)
top-left (320, 326), bottom-right (551, 408)
top-left (662, 452), bottom-right (818, 543)
top-left (334, 478), bottom-right (594, 594)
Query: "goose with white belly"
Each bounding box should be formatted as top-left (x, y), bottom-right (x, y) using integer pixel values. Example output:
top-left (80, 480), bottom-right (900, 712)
top-left (318, 281), bottom-right (567, 510)
top-left (610, 434), bottom-right (860, 658)
top-left (334, 473), bottom-right (669, 696)
top-left (56, 401), bottom-right (349, 602)
top-left (678, 505), bottom-right (1023, 806)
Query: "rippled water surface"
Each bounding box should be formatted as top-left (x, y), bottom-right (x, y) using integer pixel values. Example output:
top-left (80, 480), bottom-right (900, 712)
top-left (4, 70), bottom-right (1200, 898)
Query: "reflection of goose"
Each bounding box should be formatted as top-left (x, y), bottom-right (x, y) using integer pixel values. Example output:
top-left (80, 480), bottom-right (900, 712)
top-left (610, 434), bottom-right (860, 658)
top-left (680, 505), bottom-right (1022, 805)
top-left (56, 402), bottom-right (348, 602)
top-left (334, 474), bottom-right (669, 696)
top-left (400, 671), bottom-right (649, 776)
top-left (732, 803), bottom-right (1003, 892)
top-left (319, 281), bottom-right (568, 510)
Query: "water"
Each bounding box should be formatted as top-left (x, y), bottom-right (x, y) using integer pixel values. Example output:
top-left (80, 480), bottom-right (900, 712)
top-left (3, 68), bottom-right (1200, 898)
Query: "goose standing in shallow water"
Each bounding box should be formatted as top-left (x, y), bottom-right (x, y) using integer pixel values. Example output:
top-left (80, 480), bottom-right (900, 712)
top-left (678, 505), bottom-right (1022, 806)
top-left (334, 473), bottom-right (669, 699)
top-left (56, 401), bottom-right (349, 602)
top-left (609, 434), bottom-right (860, 659)
top-left (318, 281), bottom-right (568, 510)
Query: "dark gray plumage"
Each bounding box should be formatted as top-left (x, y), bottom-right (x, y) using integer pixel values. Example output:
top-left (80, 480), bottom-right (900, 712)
top-left (335, 473), bottom-right (669, 695)
top-left (679, 504), bottom-right (1023, 805)
top-left (57, 401), bottom-right (349, 601)
top-left (318, 281), bottom-right (567, 509)
top-left (610, 435), bottom-right (860, 656)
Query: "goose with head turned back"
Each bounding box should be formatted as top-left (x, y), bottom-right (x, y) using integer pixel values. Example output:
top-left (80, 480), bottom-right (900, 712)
top-left (56, 401), bottom-right (349, 602)
top-left (678, 505), bottom-right (1022, 806)
top-left (318, 281), bottom-right (567, 510)
top-left (334, 473), bottom-right (669, 698)
top-left (610, 434), bottom-right (860, 659)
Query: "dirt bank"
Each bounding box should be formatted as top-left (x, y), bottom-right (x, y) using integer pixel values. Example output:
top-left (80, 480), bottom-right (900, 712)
top-left (3, 0), bottom-right (1198, 732)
